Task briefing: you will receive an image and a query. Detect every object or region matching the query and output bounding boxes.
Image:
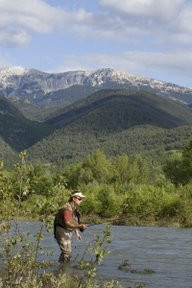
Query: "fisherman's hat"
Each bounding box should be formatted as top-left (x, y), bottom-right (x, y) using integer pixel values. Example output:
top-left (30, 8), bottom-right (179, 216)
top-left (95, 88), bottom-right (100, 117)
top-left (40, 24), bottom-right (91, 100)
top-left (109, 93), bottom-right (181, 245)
top-left (71, 190), bottom-right (86, 199)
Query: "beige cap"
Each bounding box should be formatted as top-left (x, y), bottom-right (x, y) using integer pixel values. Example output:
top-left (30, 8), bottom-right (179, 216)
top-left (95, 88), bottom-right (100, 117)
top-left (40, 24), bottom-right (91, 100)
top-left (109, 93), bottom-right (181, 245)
top-left (71, 191), bottom-right (86, 199)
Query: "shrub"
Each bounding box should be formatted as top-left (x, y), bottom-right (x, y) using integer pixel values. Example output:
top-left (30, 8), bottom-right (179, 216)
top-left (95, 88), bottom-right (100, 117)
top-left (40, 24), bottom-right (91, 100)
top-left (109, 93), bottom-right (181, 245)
top-left (97, 184), bottom-right (121, 218)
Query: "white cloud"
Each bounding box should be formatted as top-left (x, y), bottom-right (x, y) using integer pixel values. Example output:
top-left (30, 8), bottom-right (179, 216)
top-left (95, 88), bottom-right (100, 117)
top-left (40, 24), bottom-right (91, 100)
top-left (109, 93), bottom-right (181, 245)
top-left (1, 0), bottom-right (192, 48)
top-left (0, 29), bottom-right (30, 47)
top-left (99, 0), bottom-right (192, 46)
top-left (0, 0), bottom-right (66, 47)
top-left (62, 0), bottom-right (192, 48)
top-left (100, 0), bottom-right (184, 19)
top-left (0, 0), bottom-right (66, 32)
top-left (0, 0), bottom-right (96, 47)
top-left (178, 7), bottom-right (192, 33)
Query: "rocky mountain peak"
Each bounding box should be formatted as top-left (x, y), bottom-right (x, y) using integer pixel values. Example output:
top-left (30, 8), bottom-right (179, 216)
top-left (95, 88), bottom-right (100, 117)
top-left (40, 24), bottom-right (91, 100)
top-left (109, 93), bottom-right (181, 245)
top-left (0, 66), bottom-right (192, 104)
top-left (0, 66), bottom-right (29, 76)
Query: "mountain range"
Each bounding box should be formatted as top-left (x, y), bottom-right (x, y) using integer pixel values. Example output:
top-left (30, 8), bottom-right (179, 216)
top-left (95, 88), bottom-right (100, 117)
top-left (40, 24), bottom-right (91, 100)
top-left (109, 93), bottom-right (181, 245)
top-left (1, 67), bottom-right (192, 109)
top-left (0, 66), bottom-right (192, 165)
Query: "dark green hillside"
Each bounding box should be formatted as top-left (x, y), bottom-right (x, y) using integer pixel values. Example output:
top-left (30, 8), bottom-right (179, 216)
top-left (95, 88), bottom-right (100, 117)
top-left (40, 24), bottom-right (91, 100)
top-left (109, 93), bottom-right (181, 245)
top-left (0, 137), bottom-right (18, 164)
top-left (46, 89), bottom-right (192, 130)
top-left (12, 85), bottom-right (98, 121)
top-left (2, 88), bottom-right (192, 164)
top-left (0, 95), bottom-right (52, 151)
top-left (11, 99), bottom-right (47, 121)
top-left (28, 123), bottom-right (192, 165)
top-left (26, 89), bottom-right (192, 165)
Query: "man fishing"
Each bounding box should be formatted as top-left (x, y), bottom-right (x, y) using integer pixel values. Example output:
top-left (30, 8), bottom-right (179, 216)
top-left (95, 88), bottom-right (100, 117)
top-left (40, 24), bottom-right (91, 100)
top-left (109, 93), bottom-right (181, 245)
top-left (54, 191), bottom-right (88, 263)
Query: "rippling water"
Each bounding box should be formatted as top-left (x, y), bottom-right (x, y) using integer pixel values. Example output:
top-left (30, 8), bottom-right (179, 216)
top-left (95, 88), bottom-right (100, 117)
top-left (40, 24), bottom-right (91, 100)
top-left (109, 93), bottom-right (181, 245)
top-left (2, 222), bottom-right (192, 288)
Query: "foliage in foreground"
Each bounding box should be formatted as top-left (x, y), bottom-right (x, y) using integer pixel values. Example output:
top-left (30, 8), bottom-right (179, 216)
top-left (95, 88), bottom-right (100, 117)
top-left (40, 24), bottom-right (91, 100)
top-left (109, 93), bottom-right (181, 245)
top-left (0, 221), bottom-right (128, 288)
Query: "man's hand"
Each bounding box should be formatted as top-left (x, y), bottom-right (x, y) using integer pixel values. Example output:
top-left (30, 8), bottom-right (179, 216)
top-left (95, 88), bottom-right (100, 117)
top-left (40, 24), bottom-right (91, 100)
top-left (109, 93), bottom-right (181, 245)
top-left (79, 224), bottom-right (88, 231)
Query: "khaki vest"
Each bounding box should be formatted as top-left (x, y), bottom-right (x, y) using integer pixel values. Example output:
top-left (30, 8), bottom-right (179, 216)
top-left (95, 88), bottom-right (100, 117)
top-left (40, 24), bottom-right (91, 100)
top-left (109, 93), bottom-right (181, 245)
top-left (54, 202), bottom-right (77, 233)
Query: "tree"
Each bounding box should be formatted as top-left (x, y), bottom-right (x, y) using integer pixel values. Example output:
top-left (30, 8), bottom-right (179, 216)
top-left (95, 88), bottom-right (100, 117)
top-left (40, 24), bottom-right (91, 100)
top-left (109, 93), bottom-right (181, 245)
top-left (79, 150), bottom-right (112, 184)
top-left (164, 140), bottom-right (192, 185)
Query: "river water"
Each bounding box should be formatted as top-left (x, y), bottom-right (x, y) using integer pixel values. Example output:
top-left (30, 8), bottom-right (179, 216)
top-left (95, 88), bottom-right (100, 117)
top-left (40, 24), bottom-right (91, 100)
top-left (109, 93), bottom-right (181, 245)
top-left (1, 222), bottom-right (192, 288)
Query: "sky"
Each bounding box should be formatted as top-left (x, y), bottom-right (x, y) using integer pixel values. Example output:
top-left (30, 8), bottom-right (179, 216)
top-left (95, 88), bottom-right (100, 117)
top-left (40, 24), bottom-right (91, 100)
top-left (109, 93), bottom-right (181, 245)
top-left (0, 0), bottom-right (192, 88)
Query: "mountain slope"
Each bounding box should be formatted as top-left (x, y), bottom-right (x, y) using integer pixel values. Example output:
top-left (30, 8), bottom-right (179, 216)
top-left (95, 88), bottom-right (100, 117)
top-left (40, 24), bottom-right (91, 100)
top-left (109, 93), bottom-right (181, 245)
top-left (0, 95), bottom-right (52, 151)
top-left (28, 123), bottom-right (192, 165)
top-left (1, 87), bottom-right (192, 164)
top-left (46, 89), bottom-right (192, 130)
top-left (0, 136), bottom-right (18, 164)
top-left (39, 85), bottom-right (99, 105)
top-left (27, 89), bottom-right (192, 165)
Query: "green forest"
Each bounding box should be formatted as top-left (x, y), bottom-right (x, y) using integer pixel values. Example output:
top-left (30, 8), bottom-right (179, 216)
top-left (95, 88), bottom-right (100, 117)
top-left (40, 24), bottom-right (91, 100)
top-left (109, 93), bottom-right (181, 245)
top-left (27, 124), bottom-right (192, 166)
top-left (1, 138), bottom-right (192, 227)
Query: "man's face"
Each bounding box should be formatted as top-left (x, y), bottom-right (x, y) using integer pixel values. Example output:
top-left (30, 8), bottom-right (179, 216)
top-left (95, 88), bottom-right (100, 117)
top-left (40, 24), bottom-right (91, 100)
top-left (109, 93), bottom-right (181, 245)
top-left (73, 196), bottom-right (83, 206)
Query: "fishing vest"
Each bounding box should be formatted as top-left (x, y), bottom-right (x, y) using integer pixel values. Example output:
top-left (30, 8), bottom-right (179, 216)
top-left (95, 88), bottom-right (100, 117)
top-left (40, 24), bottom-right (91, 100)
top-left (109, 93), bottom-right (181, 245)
top-left (54, 203), bottom-right (77, 234)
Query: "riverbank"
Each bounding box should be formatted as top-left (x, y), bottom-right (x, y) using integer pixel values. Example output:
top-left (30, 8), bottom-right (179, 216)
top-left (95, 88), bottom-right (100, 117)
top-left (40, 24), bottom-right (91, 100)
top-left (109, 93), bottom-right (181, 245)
top-left (4, 213), bottom-right (188, 229)
top-left (111, 215), bottom-right (183, 228)
top-left (80, 213), bottom-right (190, 228)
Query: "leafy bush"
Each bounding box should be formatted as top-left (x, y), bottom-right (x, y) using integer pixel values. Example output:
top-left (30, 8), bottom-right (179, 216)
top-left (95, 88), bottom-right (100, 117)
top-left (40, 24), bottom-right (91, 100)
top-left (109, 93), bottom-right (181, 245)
top-left (97, 184), bottom-right (121, 218)
top-left (80, 184), bottom-right (101, 215)
top-left (122, 183), bottom-right (179, 219)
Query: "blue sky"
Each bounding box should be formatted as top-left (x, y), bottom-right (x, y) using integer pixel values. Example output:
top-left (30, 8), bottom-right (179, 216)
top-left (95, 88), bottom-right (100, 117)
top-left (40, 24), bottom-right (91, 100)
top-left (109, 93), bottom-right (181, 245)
top-left (0, 0), bottom-right (192, 87)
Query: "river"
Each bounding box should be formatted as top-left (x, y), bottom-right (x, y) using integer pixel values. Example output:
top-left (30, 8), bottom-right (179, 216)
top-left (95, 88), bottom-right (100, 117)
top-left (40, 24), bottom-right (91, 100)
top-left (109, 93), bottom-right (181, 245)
top-left (1, 222), bottom-right (192, 288)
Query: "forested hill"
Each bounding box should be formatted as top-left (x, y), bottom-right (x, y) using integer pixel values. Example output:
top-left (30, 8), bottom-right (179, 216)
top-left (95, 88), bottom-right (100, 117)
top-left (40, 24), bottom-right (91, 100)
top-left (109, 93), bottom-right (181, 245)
top-left (1, 88), bottom-right (192, 165)
top-left (0, 95), bottom-right (52, 151)
top-left (46, 89), bottom-right (192, 130)
top-left (12, 85), bottom-right (99, 122)
top-left (27, 89), bottom-right (192, 165)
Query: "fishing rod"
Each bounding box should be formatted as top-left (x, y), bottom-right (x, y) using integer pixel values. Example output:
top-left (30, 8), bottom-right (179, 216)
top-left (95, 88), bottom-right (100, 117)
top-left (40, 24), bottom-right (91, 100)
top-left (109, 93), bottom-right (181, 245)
top-left (75, 208), bottom-right (117, 232)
